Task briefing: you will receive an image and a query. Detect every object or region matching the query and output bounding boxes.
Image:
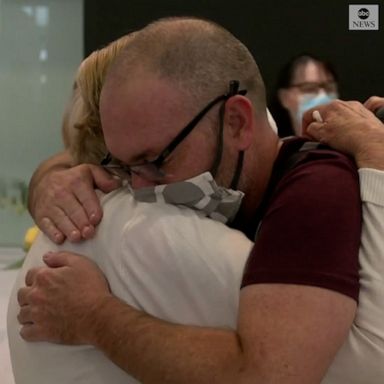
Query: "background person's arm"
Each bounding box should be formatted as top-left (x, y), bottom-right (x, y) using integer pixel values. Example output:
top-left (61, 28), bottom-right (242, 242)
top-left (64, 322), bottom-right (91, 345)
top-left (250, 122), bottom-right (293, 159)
top-left (28, 150), bottom-right (120, 243)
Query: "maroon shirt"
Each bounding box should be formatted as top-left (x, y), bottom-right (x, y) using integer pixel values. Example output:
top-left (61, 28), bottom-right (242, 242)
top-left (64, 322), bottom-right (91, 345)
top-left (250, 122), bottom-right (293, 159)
top-left (241, 138), bottom-right (362, 301)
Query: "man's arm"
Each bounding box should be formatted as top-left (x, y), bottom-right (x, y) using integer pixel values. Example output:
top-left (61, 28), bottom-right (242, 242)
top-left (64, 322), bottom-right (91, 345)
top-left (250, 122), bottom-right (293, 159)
top-left (96, 282), bottom-right (354, 384)
top-left (302, 99), bottom-right (384, 170)
top-left (18, 252), bottom-right (355, 384)
top-left (28, 150), bottom-right (120, 243)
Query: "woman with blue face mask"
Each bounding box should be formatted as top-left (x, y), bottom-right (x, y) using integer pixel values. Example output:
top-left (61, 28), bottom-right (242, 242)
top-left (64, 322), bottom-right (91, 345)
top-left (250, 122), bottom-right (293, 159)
top-left (268, 53), bottom-right (339, 137)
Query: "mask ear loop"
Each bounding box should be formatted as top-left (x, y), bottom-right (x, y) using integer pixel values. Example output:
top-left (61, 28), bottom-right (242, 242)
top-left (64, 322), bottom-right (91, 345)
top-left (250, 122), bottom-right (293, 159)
top-left (229, 150), bottom-right (244, 190)
top-left (210, 80), bottom-right (247, 180)
top-left (227, 80), bottom-right (245, 190)
top-left (210, 101), bottom-right (226, 177)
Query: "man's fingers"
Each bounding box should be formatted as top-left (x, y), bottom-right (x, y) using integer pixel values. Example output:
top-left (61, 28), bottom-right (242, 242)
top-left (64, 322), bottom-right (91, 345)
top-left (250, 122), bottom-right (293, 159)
top-left (43, 251), bottom-right (76, 268)
top-left (17, 305), bottom-right (33, 325)
top-left (50, 165), bottom-right (114, 234)
top-left (55, 208), bottom-right (91, 242)
top-left (37, 194), bottom-right (86, 242)
top-left (70, 178), bottom-right (103, 228)
top-left (84, 166), bottom-right (121, 227)
top-left (19, 323), bottom-right (35, 341)
top-left (19, 323), bottom-right (49, 342)
top-left (16, 250), bottom-right (110, 345)
top-left (49, 187), bottom-right (91, 239)
top-left (90, 165), bottom-right (122, 194)
top-left (17, 287), bottom-right (31, 306)
top-left (40, 217), bottom-right (65, 244)
top-left (31, 164), bottom-right (112, 242)
top-left (51, 212), bottom-right (82, 243)
top-left (25, 268), bottom-right (41, 286)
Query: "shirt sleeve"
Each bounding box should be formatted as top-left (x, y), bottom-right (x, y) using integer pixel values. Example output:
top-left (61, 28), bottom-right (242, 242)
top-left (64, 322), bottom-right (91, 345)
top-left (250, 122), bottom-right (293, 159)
top-left (321, 169), bottom-right (384, 382)
top-left (359, 168), bottom-right (384, 206)
top-left (242, 151), bottom-right (362, 301)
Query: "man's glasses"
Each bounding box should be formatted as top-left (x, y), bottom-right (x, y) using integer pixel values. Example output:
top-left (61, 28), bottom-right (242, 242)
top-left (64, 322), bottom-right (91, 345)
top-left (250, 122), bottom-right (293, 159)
top-left (289, 81), bottom-right (338, 94)
top-left (101, 80), bottom-right (247, 183)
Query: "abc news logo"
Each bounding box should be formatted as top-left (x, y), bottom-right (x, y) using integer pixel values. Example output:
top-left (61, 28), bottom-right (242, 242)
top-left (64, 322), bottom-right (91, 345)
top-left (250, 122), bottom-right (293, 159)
top-left (358, 8), bottom-right (370, 19)
top-left (355, 7), bottom-right (375, 27)
top-left (349, 5), bottom-right (379, 30)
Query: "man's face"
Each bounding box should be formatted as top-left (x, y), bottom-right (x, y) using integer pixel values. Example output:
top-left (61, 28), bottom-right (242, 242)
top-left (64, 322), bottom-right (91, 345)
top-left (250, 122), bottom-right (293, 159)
top-left (100, 71), bottom-right (227, 189)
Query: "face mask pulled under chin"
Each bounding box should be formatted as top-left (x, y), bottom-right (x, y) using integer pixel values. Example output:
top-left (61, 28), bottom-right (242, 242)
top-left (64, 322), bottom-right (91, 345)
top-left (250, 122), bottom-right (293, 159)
top-left (132, 172), bottom-right (244, 224)
top-left (296, 92), bottom-right (338, 134)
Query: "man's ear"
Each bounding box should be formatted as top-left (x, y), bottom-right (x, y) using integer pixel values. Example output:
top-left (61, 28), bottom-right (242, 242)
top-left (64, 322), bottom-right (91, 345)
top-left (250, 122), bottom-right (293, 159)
top-left (224, 95), bottom-right (254, 151)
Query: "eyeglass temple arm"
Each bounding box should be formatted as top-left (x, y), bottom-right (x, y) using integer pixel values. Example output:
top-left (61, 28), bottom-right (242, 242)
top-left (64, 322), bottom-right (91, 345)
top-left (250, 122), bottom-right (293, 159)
top-left (155, 81), bottom-right (247, 164)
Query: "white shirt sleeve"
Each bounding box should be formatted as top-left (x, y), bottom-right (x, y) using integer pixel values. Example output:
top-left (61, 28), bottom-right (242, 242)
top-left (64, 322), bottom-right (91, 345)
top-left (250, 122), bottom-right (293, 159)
top-left (359, 168), bottom-right (384, 206)
top-left (322, 168), bottom-right (384, 383)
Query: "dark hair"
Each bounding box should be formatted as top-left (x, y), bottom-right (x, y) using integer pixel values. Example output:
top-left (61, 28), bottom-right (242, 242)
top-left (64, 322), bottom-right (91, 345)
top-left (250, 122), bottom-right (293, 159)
top-left (268, 53), bottom-right (338, 137)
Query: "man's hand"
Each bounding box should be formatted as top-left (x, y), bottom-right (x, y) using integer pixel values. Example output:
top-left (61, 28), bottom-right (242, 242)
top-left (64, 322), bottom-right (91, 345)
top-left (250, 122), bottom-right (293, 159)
top-left (17, 251), bottom-right (112, 344)
top-left (29, 158), bottom-right (121, 243)
top-left (302, 99), bottom-right (384, 170)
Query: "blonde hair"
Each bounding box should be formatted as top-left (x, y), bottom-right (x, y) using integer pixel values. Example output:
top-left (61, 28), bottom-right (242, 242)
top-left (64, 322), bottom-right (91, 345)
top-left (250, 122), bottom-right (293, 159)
top-left (62, 33), bottom-right (133, 164)
top-left (105, 17), bottom-right (266, 114)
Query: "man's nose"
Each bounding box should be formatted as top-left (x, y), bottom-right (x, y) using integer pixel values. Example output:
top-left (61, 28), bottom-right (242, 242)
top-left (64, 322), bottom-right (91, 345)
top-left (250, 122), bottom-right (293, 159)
top-left (130, 173), bottom-right (157, 189)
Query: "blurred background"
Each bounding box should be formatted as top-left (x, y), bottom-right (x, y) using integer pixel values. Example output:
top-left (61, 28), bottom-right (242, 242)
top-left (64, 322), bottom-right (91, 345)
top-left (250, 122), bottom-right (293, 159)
top-left (0, 0), bottom-right (82, 247)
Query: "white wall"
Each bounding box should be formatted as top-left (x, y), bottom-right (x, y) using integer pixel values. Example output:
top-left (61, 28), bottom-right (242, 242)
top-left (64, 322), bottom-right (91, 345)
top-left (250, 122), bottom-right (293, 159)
top-left (0, 0), bottom-right (83, 246)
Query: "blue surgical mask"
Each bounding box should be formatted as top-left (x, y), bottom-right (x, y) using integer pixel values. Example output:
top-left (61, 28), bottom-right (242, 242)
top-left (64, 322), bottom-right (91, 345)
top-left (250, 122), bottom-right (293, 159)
top-left (296, 92), bottom-right (338, 134)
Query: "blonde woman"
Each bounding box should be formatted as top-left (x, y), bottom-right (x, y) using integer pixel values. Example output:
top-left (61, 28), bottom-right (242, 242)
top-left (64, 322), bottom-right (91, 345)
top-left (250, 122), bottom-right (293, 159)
top-left (63, 34), bottom-right (133, 165)
top-left (26, 35), bottom-right (135, 243)
top-left (23, 34), bottom-right (133, 250)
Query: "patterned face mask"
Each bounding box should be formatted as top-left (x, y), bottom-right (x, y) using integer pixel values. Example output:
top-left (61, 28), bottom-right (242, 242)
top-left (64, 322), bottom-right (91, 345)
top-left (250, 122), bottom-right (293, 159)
top-left (132, 172), bottom-right (244, 224)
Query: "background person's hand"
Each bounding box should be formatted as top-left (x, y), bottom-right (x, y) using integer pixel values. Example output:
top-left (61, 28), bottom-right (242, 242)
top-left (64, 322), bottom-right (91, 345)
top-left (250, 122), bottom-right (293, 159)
top-left (302, 99), bottom-right (384, 170)
top-left (17, 251), bottom-right (112, 344)
top-left (29, 164), bottom-right (121, 243)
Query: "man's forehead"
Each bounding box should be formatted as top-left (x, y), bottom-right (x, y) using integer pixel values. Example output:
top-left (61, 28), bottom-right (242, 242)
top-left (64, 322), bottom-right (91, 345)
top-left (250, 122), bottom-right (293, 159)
top-left (102, 72), bottom-right (188, 122)
top-left (101, 75), bottom-right (190, 162)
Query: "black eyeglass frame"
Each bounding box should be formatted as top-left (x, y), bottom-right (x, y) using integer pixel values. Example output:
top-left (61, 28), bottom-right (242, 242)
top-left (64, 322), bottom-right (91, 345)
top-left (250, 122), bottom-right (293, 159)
top-left (101, 80), bottom-right (247, 181)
